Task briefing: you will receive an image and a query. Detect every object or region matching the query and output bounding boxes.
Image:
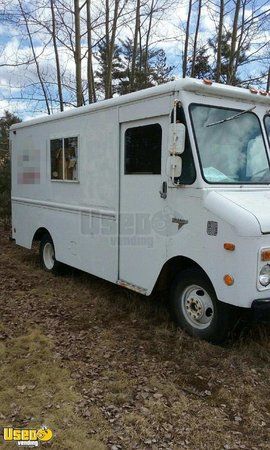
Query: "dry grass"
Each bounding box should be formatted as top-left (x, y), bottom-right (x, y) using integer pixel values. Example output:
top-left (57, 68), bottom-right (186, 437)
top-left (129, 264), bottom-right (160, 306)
top-left (0, 225), bottom-right (270, 449)
top-left (0, 328), bottom-right (105, 450)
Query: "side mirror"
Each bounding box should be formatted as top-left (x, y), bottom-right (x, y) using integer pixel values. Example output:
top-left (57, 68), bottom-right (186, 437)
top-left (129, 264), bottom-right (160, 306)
top-left (166, 154), bottom-right (182, 179)
top-left (169, 123), bottom-right (186, 155)
top-left (167, 122), bottom-right (185, 181)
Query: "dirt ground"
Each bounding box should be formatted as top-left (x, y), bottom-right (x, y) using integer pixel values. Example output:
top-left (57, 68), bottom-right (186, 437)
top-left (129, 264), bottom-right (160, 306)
top-left (0, 225), bottom-right (270, 450)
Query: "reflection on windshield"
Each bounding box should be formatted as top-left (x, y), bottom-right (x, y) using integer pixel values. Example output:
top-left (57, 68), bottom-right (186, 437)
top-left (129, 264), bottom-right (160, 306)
top-left (190, 104), bottom-right (270, 184)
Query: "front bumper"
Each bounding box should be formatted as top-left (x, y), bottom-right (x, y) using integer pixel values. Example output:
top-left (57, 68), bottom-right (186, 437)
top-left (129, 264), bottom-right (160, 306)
top-left (251, 299), bottom-right (270, 321)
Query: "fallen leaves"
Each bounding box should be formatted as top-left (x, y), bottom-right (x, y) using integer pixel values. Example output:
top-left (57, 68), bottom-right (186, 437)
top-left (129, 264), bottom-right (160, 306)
top-left (0, 226), bottom-right (270, 449)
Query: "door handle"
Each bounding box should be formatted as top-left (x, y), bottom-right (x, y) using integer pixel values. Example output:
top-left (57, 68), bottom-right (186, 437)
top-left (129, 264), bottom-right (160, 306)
top-left (159, 181), bottom-right (167, 199)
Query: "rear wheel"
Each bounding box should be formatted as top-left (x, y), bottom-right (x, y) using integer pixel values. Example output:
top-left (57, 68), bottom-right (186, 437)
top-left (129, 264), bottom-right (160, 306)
top-left (170, 268), bottom-right (236, 344)
top-left (40, 234), bottom-right (62, 274)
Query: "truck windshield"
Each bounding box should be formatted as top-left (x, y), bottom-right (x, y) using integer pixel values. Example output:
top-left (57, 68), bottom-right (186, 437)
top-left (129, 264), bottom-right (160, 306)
top-left (190, 104), bottom-right (270, 184)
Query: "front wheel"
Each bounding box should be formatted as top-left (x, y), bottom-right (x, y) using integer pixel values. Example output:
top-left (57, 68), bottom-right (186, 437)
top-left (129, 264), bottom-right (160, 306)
top-left (40, 234), bottom-right (62, 274)
top-left (170, 268), bottom-right (236, 344)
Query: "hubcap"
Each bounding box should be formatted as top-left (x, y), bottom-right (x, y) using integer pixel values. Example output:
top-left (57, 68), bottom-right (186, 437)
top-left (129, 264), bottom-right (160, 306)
top-left (43, 242), bottom-right (55, 270)
top-left (181, 284), bottom-right (214, 329)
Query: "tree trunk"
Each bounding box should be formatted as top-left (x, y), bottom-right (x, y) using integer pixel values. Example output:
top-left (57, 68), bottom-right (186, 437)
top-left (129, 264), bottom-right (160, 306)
top-left (74, 0), bottom-right (83, 106)
top-left (107, 0), bottom-right (120, 99)
top-left (104, 0), bottom-right (120, 99)
top-left (105, 0), bottom-right (110, 98)
top-left (86, 0), bottom-right (96, 103)
top-left (182, 0), bottom-right (193, 78)
top-left (234, 0), bottom-right (247, 84)
top-left (216, 0), bottom-right (224, 83)
top-left (50, 0), bottom-right (64, 111)
top-left (228, 0), bottom-right (241, 85)
top-left (144, 0), bottom-right (154, 75)
top-left (130, 0), bottom-right (140, 91)
top-left (18, 0), bottom-right (51, 114)
top-left (191, 0), bottom-right (201, 78)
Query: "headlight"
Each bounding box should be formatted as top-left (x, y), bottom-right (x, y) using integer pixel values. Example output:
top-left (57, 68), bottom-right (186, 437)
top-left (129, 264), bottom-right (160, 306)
top-left (259, 264), bottom-right (270, 287)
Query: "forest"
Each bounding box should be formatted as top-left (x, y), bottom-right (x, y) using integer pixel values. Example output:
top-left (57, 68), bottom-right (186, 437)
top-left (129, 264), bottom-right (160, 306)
top-left (0, 0), bottom-right (269, 114)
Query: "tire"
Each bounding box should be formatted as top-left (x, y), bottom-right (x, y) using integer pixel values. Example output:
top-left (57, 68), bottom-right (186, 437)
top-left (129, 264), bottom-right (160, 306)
top-left (170, 268), bottom-right (236, 344)
top-left (39, 234), bottom-right (62, 274)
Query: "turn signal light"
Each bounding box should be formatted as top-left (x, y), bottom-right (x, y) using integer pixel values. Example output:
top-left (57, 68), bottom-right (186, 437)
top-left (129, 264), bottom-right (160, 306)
top-left (224, 274), bottom-right (234, 286)
top-left (261, 250), bottom-right (270, 261)
top-left (249, 87), bottom-right (258, 94)
top-left (224, 243), bottom-right (235, 251)
top-left (203, 78), bottom-right (212, 85)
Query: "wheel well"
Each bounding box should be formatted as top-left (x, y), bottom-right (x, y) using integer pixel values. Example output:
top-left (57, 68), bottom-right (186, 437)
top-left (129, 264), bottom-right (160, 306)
top-left (32, 227), bottom-right (50, 247)
top-left (153, 256), bottom-right (213, 295)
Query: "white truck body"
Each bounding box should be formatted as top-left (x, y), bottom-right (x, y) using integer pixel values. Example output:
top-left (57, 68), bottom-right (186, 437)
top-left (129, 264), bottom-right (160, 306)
top-left (10, 78), bottom-right (270, 316)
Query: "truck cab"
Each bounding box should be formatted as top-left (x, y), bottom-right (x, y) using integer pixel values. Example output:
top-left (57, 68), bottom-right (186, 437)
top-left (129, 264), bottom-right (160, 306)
top-left (165, 80), bottom-right (270, 342)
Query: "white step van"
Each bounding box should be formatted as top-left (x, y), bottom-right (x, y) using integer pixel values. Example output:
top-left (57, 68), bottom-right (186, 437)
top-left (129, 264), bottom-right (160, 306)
top-left (10, 78), bottom-right (270, 343)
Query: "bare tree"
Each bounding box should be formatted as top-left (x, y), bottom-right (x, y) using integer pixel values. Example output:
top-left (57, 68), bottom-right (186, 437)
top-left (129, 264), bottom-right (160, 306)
top-left (50, 0), bottom-right (64, 111)
top-left (100, 0), bottom-right (123, 98)
top-left (228, 0), bottom-right (241, 84)
top-left (216, 0), bottom-right (224, 83)
top-left (86, 0), bottom-right (96, 103)
top-left (182, 0), bottom-right (193, 78)
top-left (191, 0), bottom-right (202, 78)
top-left (74, 0), bottom-right (84, 106)
top-left (130, 0), bottom-right (141, 90)
top-left (18, 0), bottom-right (51, 114)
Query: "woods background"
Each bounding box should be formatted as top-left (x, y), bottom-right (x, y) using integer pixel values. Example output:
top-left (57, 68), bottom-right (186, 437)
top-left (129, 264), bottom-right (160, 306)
top-left (1, 0), bottom-right (270, 114)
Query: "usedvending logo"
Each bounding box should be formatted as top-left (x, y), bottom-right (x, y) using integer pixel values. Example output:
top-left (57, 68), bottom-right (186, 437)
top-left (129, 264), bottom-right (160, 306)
top-left (3, 426), bottom-right (53, 447)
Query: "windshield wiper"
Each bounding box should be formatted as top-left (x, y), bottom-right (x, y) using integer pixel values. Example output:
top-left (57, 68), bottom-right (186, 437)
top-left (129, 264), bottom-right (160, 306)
top-left (206, 106), bottom-right (256, 128)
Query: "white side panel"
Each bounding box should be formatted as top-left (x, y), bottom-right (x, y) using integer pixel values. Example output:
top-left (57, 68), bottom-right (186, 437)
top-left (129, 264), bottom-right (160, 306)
top-left (12, 108), bottom-right (119, 207)
top-left (12, 108), bottom-right (119, 283)
top-left (12, 202), bottom-right (117, 282)
top-left (119, 95), bottom-right (173, 123)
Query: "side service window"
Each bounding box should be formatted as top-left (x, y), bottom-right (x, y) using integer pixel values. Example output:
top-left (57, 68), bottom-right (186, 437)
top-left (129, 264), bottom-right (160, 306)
top-left (51, 137), bottom-right (78, 181)
top-left (125, 123), bottom-right (162, 174)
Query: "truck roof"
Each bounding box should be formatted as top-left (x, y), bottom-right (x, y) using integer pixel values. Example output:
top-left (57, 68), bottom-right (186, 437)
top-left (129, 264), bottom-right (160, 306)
top-left (11, 77), bottom-right (270, 130)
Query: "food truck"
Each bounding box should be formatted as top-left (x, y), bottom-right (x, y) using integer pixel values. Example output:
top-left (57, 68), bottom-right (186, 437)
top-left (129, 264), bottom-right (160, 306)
top-left (11, 78), bottom-right (270, 342)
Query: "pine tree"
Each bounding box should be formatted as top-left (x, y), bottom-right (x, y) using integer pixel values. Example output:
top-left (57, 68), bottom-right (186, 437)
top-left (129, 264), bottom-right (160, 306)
top-left (186, 47), bottom-right (212, 79)
top-left (208, 32), bottom-right (249, 85)
top-left (150, 49), bottom-right (174, 85)
top-left (95, 40), bottom-right (126, 97)
top-left (117, 38), bottom-right (174, 94)
top-left (0, 111), bottom-right (21, 222)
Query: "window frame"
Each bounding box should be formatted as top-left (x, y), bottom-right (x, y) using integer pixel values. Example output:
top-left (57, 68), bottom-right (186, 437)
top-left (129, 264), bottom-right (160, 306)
top-left (124, 122), bottom-right (162, 175)
top-left (264, 115), bottom-right (270, 147)
top-left (189, 102), bottom-right (270, 186)
top-left (50, 134), bottom-right (80, 183)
